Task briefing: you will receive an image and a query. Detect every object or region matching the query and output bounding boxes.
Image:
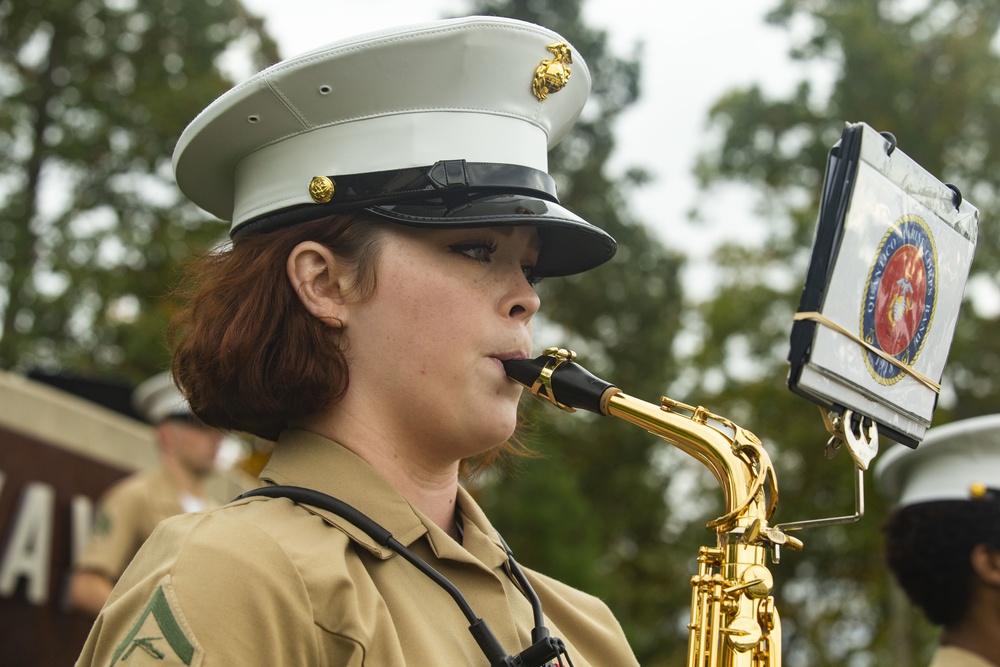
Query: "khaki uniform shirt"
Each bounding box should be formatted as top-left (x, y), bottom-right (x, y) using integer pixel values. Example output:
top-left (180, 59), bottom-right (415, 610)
top-left (929, 646), bottom-right (997, 667)
top-left (76, 430), bottom-right (639, 666)
top-left (77, 467), bottom-right (189, 582)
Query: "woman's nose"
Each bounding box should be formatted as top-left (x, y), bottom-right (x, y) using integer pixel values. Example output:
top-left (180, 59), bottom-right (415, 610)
top-left (504, 271), bottom-right (541, 320)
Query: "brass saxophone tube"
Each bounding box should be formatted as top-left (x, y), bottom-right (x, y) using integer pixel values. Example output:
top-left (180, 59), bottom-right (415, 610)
top-left (503, 350), bottom-right (778, 532)
top-left (603, 391), bottom-right (765, 531)
top-left (504, 350), bottom-right (797, 667)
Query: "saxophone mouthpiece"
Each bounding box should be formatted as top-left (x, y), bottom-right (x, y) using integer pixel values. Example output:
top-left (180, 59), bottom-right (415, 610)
top-left (503, 349), bottom-right (618, 415)
top-left (501, 356), bottom-right (548, 388)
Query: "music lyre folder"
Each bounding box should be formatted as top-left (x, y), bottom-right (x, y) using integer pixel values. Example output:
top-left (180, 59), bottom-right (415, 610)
top-left (788, 122), bottom-right (979, 447)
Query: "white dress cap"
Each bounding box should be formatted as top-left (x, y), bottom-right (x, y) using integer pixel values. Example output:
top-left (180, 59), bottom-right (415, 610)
top-left (875, 414), bottom-right (1000, 507)
top-left (172, 16), bottom-right (616, 277)
top-left (132, 372), bottom-right (192, 425)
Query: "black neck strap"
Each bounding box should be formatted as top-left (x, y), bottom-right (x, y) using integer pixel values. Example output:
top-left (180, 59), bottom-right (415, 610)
top-left (236, 485), bottom-right (573, 667)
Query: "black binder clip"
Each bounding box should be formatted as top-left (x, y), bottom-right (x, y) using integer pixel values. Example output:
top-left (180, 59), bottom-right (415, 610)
top-left (879, 131), bottom-right (897, 156)
top-left (945, 183), bottom-right (963, 210)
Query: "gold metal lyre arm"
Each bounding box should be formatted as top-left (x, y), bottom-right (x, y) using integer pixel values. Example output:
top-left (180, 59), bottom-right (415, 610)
top-left (775, 408), bottom-right (878, 535)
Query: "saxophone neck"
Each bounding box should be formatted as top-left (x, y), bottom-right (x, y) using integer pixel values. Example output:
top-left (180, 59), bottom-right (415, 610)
top-left (606, 391), bottom-right (776, 530)
top-left (505, 350), bottom-right (779, 532)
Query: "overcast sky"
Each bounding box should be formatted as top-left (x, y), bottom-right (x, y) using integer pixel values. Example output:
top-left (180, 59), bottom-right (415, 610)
top-left (234, 0), bottom-right (833, 297)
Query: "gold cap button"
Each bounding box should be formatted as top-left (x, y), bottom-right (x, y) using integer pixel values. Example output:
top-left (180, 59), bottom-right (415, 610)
top-left (309, 176), bottom-right (335, 203)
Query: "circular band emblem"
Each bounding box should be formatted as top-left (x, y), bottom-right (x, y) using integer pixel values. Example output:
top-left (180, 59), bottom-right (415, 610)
top-left (860, 215), bottom-right (938, 385)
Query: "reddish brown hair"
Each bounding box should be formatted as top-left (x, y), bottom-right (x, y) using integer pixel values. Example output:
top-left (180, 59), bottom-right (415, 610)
top-left (169, 214), bottom-right (384, 441)
top-left (170, 213), bottom-right (535, 476)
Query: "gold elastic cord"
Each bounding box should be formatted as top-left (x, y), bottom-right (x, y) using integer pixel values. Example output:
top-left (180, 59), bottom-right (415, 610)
top-left (793, 311), bottom-right (941, 393)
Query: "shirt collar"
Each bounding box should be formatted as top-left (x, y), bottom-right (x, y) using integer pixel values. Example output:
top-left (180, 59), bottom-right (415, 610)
top-left (257, 429), bottom-right (508, 569)
top-left (259, 429), bottom-right (426, 556)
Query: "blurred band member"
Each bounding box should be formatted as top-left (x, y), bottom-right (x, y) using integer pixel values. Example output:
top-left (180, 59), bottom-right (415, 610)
top-left (877, 414), bottom-right (1000, 667)
top-left (69, 372), bottom-right (223, 616)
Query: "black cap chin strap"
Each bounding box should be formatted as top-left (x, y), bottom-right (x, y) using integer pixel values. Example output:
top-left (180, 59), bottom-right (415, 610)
top-left (236, 485), bottom-right (574, 667)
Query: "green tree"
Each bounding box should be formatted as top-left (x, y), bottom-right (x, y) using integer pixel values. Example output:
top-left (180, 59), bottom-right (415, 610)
top-left (0, 0), bottom-right (279, 381)
top-left (461, 1), bottom-right (695, 663)
top-left (691, 1), bottom-right (1000, 664)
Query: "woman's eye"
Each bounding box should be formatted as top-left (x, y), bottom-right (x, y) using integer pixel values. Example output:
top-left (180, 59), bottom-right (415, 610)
top-left (450, 240), bottom-right (498, 262)
top-left (523, 266), bottom-right (542, 287)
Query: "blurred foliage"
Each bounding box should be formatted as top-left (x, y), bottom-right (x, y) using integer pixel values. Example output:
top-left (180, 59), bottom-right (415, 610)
top-left (0, 0), bottom-right (279, 381)
top-left (5, 0), bottom-right (996, 664)
top-left (689, 1), bottom-right (1000, 665)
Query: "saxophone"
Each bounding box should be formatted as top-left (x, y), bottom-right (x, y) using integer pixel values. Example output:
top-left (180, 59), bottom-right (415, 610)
top-left (504, 348), bottom-right (809, 667)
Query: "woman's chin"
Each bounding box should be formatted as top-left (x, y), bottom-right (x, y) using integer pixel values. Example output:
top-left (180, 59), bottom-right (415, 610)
top-left (471, 414), bottom-right (519, 453)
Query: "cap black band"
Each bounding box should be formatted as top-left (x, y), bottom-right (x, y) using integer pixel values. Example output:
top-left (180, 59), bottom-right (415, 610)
top-left (320, 160), bottom-right (559, 207)
top-left (233, 160), bottom-right (560, 242)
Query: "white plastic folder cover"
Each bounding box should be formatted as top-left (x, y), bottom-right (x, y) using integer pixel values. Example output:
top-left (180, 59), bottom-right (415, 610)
top-left (788, 122), bottom-right (979, 447)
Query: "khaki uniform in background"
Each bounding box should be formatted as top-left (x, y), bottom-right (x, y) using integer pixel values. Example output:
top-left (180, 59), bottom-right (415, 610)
top-left (76, 430), bottom-right (640, 666)
top-left (77, 468), bottom-right (193, 582)
top-left (929, 647), bottom-right (997, 667)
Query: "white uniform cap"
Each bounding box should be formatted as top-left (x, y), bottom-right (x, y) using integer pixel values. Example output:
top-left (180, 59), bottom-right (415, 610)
top-left (132, 372), bottom-right (192, 424)
top-left (172, 16), bottom-right (616, 277)
top-left (875, 414), bottom-right (1000, 507)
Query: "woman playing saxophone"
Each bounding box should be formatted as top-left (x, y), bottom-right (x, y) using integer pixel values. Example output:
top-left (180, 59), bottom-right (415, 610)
top-left (76, 16), bottom-right (638, 667)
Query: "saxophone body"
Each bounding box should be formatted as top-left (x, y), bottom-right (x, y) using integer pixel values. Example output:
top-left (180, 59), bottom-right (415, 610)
top-left (504, 349), bottom-right (803, 667)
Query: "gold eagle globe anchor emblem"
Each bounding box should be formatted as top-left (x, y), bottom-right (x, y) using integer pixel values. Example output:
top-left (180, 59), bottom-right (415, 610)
top-left (532, 43), bottom-right (573, 101)
top-left (308, 175), bottom-right (335, 203)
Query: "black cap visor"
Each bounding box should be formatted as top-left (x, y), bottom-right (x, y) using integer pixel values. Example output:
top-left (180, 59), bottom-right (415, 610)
top-left (366, 195), bottom-right (616, 277)
top-left (231, 161), bottom-right (616, 276)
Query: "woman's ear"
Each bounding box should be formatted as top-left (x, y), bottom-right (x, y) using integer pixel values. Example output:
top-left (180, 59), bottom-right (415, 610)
top-left (970, 544), bottom-right (1000, 588)
top-left (286, 241), bottom-right (351, 328)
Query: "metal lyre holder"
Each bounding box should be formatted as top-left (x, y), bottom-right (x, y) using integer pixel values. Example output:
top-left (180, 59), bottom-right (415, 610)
top-left (772, 408), bottom-right (879, 559)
